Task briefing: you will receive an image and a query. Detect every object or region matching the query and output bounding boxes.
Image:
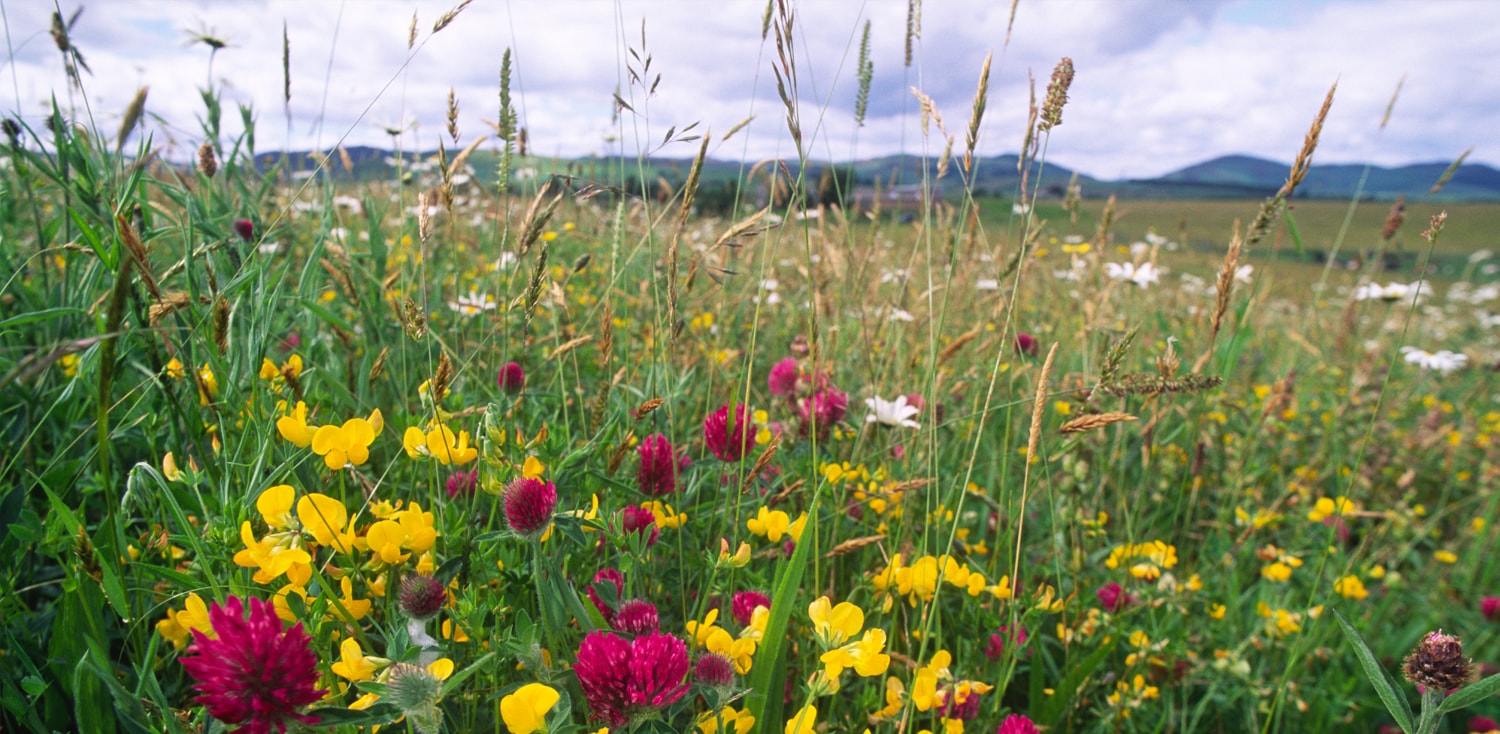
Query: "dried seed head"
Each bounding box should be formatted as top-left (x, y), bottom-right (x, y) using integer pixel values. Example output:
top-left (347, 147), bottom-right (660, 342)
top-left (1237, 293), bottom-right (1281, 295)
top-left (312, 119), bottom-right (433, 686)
top-left (1403, 630), bottom-right (1472, 692)
top-left (1039, 57), bottom-right (1074, 132)
top-left (197, 142), bottom-right (218, 178)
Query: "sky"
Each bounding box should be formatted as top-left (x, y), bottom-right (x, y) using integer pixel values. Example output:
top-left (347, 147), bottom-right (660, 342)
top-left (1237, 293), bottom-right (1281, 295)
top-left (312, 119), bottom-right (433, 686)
top-left (2, 0), bottom-right (1495, 180)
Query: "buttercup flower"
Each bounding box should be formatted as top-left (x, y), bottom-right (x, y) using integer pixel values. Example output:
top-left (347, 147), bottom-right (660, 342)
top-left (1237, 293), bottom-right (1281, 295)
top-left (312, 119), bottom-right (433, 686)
top-left (178, 596), bottom-right (325, 734)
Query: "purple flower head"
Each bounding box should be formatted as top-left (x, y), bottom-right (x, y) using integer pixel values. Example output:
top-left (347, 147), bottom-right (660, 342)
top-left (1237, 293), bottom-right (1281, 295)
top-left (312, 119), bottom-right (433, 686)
top-left (1097, 581), bottom-right (1133, 612)
top-left (1481, 596), bottom-right (1500, 623)
top-left (799, 387), bottom-right (848, 441)
top-left (398, 575), bottom-right (447, 621)
top-left (997, 714), bottom-right (1039, 734)
top-left (613, 599), bottom-right (660, 635)
top-left (704, 404), bottom-right (757, 462)
top-left (232, 219), bottom-right (255, 242)
top-left (498, 361), bottom-right (526, 395)
top-left (732, 591), bottom-right (771, 627)
top-left (575, 631), bottom-right (690, 727)
top-left (503, 477), bottom-right (557, 540)
top-left (620, 505), bottom-right (660, 548)
top-left (984, 624), bottom-right (1028, 662)
top-left (178, 595), bottom-right (326, 734)
top-left (445, 468), bottom-right (478, 498)
top-left (768, 357), bottom-right (800, 396)
top-left (694, 653), bottom-right (736, 689)
top-left (637, 434), bottom-right (689, 496)
top-left (1015, 332), bottom-right (1040, 356)
top-left (587, 569), bottom-right (625, 626)
top-left (1470, 715), bottom-right (1499, 733)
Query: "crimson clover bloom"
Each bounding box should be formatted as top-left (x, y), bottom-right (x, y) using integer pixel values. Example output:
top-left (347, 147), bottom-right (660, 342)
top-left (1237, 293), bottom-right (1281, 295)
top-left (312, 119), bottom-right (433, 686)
top-left (504, 477), bottom-right (557, 540)
top-left (620, 504), bottom-right (660, 548)
top-left (799, 387), bottom-right (848, 440)
top-left (612, 599), bottom-right (660, 635)
top-left (575, 630), bottom-right (690, 727)
top-left (637, 434), bottom-right (689, 496)
top-left (1482, 596), bottom-right (1500, 623)
top-left (732, 590), bottom-right (770, 626)
top-left (445, 468), bottom-right (478, 498)
top-left (767, 357), bottom-right (799, 396)
top-left (498, 361), bottom-right (526, 395)
top-left (1097, 581), bottom-right (1133, 612)
top-left (178, 595), bottom-right (325, 734)
top-left (232, 218), bottom-right (255, 242)
top-left (997, 713), bottom-right (1039, 734)
top-left (694, 652), bottom-right (736, 689)
top-left (1015, 332), bottom-right (1040, 356)
top-left (587, 568), bottom-right (625, 625)
top-left (704, 404), bottom-right (756, 462)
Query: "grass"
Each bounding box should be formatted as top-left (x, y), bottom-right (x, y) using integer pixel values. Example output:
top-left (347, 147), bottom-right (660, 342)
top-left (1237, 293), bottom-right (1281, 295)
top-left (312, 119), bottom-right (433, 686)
top-left (2, 4), bottom-right (1499, 734)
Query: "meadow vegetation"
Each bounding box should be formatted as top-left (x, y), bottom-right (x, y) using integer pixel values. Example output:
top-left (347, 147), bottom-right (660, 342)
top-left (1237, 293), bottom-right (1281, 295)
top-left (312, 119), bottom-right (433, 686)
top-left (3, 2), bottom-right (1500, 733)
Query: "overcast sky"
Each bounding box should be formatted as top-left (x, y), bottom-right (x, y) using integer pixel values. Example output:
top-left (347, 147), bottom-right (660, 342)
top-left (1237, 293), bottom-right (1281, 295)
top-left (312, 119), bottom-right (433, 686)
top-left (3, 0), bottom-right (1494, 180)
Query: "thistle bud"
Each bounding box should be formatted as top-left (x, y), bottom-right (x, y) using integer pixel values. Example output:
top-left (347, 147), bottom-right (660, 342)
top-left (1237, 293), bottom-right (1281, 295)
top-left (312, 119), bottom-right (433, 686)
top-left (399, 575), bottom-right (447, 621)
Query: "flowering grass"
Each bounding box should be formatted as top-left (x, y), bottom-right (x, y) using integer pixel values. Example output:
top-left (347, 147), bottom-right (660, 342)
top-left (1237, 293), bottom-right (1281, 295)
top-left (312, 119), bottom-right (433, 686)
top-left (3, 4), bottom-right (1500, 734)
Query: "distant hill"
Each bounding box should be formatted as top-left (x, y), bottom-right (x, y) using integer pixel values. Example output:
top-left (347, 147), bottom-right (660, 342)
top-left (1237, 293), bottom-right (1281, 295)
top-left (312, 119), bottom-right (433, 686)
top-left (251, 147), bottom-right (1500, 202)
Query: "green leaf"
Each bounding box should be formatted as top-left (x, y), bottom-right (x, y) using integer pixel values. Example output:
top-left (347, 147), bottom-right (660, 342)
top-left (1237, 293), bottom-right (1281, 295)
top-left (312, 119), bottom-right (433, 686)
top-left (1437, 672), bottom-right (1500, 713)
top-left (305, 702), bottom-right (403, 725)
top-left (1285, 210), bottom-right (1306, 257)
top-left (1332, 608), bottom-right (1414, 732)
top-left (1037, 633), bottom-right (1117, 728)
top-left (0, 307), bottom-right (87, 330)
top-left (440, 652), bottom-right (496, 698)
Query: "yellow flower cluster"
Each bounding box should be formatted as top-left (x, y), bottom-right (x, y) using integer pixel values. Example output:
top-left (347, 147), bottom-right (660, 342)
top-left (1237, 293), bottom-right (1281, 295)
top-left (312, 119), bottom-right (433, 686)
top-left (686, 606), bottom-right (768, 675)
top-left (1103, 541), bottom-right (1178, 582)
top-left (807, 597), bottom-right (889, 686)
top-left (870, 554), bottom-right (1011, 610)
top-left (276, 401), bottom-right (384, 470)
top-left (1104, 674), bottom-right (1160, 718)
top-left (403, 421), bottom-right (478, 465)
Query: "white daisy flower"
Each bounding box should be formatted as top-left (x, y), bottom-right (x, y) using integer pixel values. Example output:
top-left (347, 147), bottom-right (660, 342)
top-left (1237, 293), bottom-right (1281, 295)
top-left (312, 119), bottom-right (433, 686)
top-left (865, 395), bottom-right (921, 429)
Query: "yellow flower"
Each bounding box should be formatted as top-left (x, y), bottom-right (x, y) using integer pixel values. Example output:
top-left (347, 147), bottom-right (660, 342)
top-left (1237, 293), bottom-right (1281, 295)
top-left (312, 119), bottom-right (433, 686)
top-left (296, 493), bottom-right (357, 553)
top-left (197, 365), bottom-right (218, 404)
top-left (333, 577), bottom-right (372, 621)
top-left (311, 417), bottom-right (377, 470)
top-left (398, 503), bottom-right (439, 554)
top-left (366, 520), bottom-right (411, 566)
top-left (1261, 562), bottom-right (1293, 583)
top-left (331, 638), bottom-right (387, 682)
top-left (718, 539), bottom-right (752, 568)
top-left (1208, 604), bottom-right (1227, 619)
top-left (747, 507), bottom-right (791, 542)
top-left (162, 452), bottom-right (186, 482)
top-left (697, 706), bottom-right (755, 734)
top-left (156, 613), bottom-right (190, 649)
top-left (257, 484), bottom-right (297, 530)
top-left (807, 596), bottom-right (864, 648)
top-left (276, 401), bottom-right (318, 447)
top-left (642, 501), bottom-right (687, 529)
top-left (500, 682), bottom-right (560, 734)
top-left (233, 522), bottom-right (311, 584)
top-left (164, 357), bottom-right (185, 380)
top-left (820, 628), bottom-right (890, 679)
top-left (1434, 550), bottom-right (1458, 564)
top-left (1333, 575), bottom-right (1368, 600)
top-left (784, 704), bottom-right (817, 734)
top-left (522, 455), bottom-right (545, 479)
top-left (1307, 495), bottom-right (1357, 523)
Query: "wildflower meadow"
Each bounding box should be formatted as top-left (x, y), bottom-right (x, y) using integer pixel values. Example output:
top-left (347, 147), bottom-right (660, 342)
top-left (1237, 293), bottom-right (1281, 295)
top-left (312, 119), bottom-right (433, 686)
top-left (3, 2), bottom-right (1500, 734)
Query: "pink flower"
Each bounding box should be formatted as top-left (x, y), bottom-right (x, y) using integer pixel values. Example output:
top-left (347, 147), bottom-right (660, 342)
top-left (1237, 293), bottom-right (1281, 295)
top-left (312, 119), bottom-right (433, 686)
top-left (704, 404), bottom-right (757, 462)
top-left (1482, 596), bottom-right (1500, 623)
top-left (1097, 581), bottom-right (1133, 612)
top-left (1470, 715), bottom-right (1499, 733)
top-left (178, 596), bottom-right (325, 734)
top-left (732, 591), bottom-right (771, 626)
top-left (997, 713), bottom-right (1039, 734)
top-left (587, 569), bottom-right (625, 625)
top-left (233, 219), bottom-right (255, 242)
top-left (445, 468), bottom-right (478, 498)
top-left (498, 361), bottom-right (526, 395)
top-left (504, 477), bottom-right (557, 539)
top-left (575, 631), bottom-right (690, 727)
top-left (984, 624), bottom-right (1028, 661)
top-left (621, 505), bottom-right (660, 548)
top-left (612, 599), bottom-right (660, 635)
top-left (799, 388), bottom-right (848, 440)
top-left (637, 434), bottom-right (689, 496)
top-left (1015, 332), bottom-right (1040, 356)
top-left (768, 357), bottom-right (799, 396)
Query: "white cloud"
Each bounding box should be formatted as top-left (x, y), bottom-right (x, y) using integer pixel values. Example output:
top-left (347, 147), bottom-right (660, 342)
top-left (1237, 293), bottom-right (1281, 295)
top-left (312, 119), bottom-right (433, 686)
top-left (4, 0), bottom-right (1495, 178)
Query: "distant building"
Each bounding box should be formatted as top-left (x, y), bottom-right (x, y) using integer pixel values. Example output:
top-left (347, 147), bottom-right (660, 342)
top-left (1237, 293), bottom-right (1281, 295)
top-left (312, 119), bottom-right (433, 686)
top-left (849, 182), bottom-right (944, 213)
